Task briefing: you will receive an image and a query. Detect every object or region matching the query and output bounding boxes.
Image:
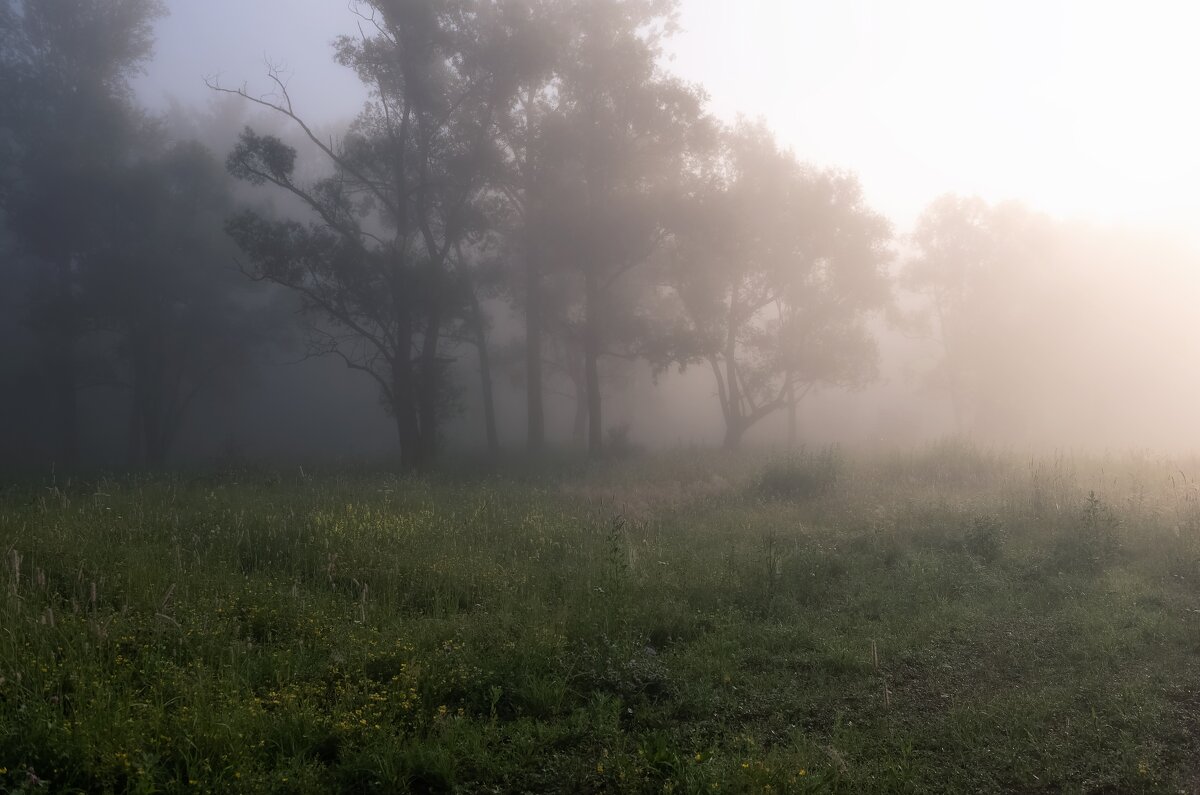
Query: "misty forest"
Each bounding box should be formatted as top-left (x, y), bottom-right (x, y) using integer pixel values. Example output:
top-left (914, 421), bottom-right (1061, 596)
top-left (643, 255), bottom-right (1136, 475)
top-left (4, 1), bottom-right (1200, 792)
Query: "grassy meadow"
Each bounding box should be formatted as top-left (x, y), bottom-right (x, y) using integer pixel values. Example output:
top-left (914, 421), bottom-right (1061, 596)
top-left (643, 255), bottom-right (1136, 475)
top-left (4, 444), bottom-right (1200, 793)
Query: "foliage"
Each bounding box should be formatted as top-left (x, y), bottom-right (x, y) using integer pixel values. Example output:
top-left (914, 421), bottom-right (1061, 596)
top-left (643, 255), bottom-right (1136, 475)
top-left (658, 122), bottom-right (892, 448)
top-left (0, 0), bottom-right (268, 468)
top-left (218, 0), bottom-right (538, 470)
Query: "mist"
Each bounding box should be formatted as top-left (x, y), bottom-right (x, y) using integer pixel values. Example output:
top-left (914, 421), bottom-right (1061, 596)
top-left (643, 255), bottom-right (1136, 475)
top-left (12, 4), bottom-right (1200, 791)
top-left (2, 1), bottom-right (1198, 469)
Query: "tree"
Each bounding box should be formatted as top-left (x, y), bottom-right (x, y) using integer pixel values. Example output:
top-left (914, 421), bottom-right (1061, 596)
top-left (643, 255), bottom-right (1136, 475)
top-left (90, 141), bottom-right (267, 467)
top-left (660, 123), bottom-right (892, 449)
top-left (902, 194), bottom-right (993, 432)
top-left (536, 0), bottom-right (708, 455)
top-left (489, 1), bottom-right (560, 454)
top-left (0, 0), bottom-right (166, 467)
top-left (903, 195), bottom-right (1059, 437)
top-left (216, 0), bottom-right (534, 470)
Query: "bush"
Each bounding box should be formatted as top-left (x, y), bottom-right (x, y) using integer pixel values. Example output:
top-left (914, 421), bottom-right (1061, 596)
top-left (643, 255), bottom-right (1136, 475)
top-left (963, 515), bottom-right (1005, 563)
top-left (754, 448), bottom-right (841, 501)
top-left (1048, 491), bottom-right (1122, 573)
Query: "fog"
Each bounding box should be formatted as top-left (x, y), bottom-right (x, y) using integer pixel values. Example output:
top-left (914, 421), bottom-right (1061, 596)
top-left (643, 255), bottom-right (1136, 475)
top-left (5, 0), bottom-right (1200, 470)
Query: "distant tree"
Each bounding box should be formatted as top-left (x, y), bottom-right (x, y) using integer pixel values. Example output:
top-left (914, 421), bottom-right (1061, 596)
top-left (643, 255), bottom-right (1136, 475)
top-left (903, 195), bottom-right (1058, 436)
top-left (0, 0), bottom-right (166, 466)
top-left (902, 195), bottom-right (994, 432)
top-left (489, 1), bottom-right (561, 454)
top-left (216, 0), bottom-right (536, 470)
top-left (449, 241), bottom-right (504, 458)
top-left (91, 141), bottom-right (269, 467)
top-left (659, 123), bottom-right (892, 449)
top-left (535, 0), bottom-right (708, 455)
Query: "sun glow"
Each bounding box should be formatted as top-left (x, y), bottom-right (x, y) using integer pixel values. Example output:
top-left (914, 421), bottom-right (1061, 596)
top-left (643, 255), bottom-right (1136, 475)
top-left (670, 1), bottom-right (1200, 234)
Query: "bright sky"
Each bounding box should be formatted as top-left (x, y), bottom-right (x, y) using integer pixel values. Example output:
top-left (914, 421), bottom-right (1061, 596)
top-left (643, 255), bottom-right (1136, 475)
top-left (138, 0), bottom-right (1200, 236)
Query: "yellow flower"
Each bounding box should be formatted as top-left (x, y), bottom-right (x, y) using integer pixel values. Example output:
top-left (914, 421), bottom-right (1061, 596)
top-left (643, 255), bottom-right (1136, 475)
top-left (798, 768), bottom-right (807, 776)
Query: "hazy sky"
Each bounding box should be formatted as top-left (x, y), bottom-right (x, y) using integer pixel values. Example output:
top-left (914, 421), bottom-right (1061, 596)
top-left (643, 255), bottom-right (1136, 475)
top-left (138, 1), bottom-right (1200, 235)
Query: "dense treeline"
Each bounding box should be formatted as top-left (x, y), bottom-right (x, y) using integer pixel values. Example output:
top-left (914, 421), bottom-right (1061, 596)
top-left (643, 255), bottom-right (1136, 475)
top-left (2, 0), bottom-right (1199, 471)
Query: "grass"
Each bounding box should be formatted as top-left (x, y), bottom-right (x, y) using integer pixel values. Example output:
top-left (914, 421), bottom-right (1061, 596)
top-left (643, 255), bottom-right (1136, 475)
top-left (3, 446), bottom-right (1200, 792)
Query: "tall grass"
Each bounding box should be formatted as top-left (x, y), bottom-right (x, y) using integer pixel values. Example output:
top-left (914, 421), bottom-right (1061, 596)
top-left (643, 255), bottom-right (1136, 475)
top-left (2, 446), bottom-right (1200, 792)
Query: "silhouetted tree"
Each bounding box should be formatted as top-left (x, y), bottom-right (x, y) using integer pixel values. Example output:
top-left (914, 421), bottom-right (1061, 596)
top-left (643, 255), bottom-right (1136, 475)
top-left (0, 0), bottom-right (166, 466)
top-left (217, 0), bottom-right (535, 470)
top-left (91, 141), bottom-right (267, 467)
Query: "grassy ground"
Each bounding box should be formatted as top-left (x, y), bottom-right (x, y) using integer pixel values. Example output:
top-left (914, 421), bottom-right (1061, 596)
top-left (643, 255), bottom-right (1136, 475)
top-left (4, 444), bottom-right (1200, 793)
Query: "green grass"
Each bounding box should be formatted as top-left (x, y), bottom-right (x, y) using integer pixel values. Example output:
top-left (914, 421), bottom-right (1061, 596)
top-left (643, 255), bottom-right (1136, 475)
top-left (3, 447), bottom-right (1200, 792)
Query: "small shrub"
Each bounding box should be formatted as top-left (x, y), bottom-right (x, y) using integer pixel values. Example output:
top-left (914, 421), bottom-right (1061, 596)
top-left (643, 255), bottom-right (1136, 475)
top-left (754, 447), bottom-right (841, 501)
top-left (1048, 491), bottom-right (1122, 573)
top-left (963, 515), bottom-right (1005, 563)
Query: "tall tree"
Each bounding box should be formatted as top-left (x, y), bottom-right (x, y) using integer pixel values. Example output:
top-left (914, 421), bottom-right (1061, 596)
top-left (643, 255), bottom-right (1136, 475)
top-left (217, 0), bottom-right (532, 470)
top-left (91, 141), bottom-right (266, 467)
top-left (490, 1), bottom-right (560, 454)
top-left (539, 0), bottom-right (707, 455)
top-left (659, 123), bottom-right (892, 448)
top-left (0, 0), bottom-right (166, 467)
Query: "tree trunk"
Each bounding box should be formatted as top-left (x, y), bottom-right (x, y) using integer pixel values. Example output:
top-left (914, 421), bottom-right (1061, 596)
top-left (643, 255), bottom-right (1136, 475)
top-left (572, 373), bottom-right (588, 449)
top-left (523, 91), bottom-right (545, 455)
top-left (583, 270), bottom-right (603, 457)
top-left (52, 253), bottom-right (79, 469)
top-left (723, 318), bottom-right (742, 453)
top-left (135, 342), bottom-right (170, 469)
top-left (787, 380), bottom-right (797, 447)
top-left (468, 286), bottom-right (499, 458)
top-left (391, 322), bottom-right (420, 472)
top-left (525, 247), bottom-right (545, 454)
top-left (415, 310), bottom-right (442, 471)
top-left (722, 420), bottom-right (745, 450)
top-left (393, 380), bottom-right (420, 472)
top-left (126, 339), bottom-right (143, 468)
